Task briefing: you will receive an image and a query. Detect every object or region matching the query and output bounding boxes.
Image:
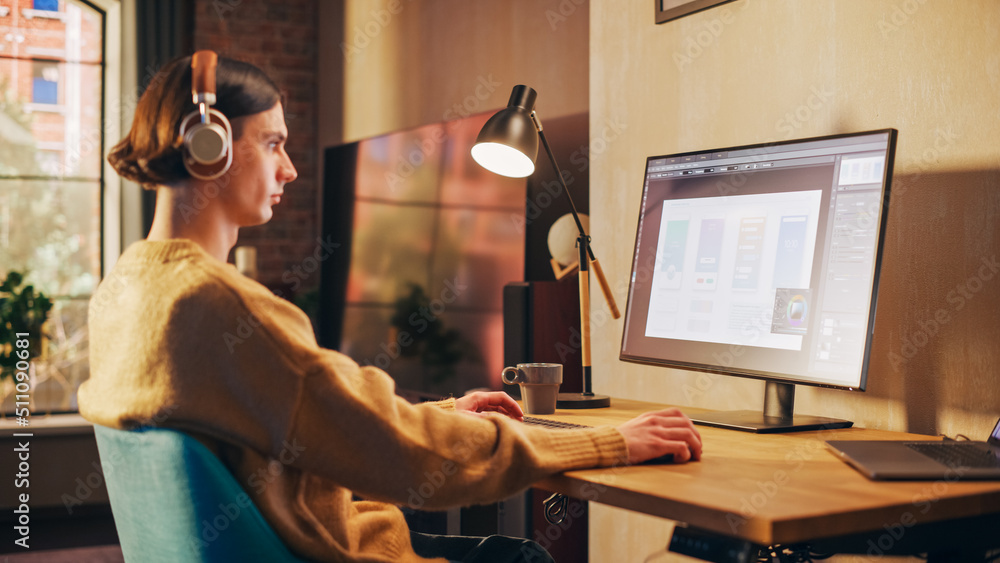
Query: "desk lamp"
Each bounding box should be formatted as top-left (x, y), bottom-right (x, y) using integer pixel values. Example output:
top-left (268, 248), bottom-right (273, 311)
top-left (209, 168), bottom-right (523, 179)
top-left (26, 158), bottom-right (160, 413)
top-left (472, 85), bottom-right (619, 409)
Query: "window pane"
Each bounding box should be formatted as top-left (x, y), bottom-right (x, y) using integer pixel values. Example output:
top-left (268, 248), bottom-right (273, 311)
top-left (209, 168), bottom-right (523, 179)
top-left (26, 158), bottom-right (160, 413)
top-left (33, 0), bottom-right (60, 12)
top-left (32, 61), bottom-right (60, 104)
top-left (4, 1), bottom-right (103, 64)
top-left (0, 58), bottom-right (104, 179)
top-left (0, 179), bottom-right (101, 298)
top-left (1, 178), bottom-right (99, 415)
top-left (20, 297), bottom-right (91, 414)
top-left (355, 124), bottom-right (445, 203)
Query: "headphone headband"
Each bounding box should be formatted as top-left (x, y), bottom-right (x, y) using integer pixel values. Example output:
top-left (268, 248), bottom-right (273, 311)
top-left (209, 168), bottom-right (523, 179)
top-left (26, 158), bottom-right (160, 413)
top-left (191, 50), bottom-right (218, 107)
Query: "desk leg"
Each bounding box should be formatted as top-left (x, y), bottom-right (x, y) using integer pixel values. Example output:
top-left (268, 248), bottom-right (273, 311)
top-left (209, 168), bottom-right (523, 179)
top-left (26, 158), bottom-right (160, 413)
top-left (497, 491), bottom-right (530, 538)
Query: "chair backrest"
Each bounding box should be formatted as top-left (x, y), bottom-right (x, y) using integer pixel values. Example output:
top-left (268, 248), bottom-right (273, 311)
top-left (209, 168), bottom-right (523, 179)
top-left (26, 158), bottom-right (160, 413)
top-left (93, 425), bottom-right (310, 563)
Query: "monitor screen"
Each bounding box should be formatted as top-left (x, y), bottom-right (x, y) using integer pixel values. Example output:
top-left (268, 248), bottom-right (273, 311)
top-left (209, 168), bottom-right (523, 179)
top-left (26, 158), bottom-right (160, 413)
top-left (620, 130), bottom-right (897, 430)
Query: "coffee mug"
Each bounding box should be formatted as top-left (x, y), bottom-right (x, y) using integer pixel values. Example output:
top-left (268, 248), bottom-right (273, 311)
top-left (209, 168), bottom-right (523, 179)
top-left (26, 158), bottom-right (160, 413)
top-left (502, 363), bottom-right (562, 415)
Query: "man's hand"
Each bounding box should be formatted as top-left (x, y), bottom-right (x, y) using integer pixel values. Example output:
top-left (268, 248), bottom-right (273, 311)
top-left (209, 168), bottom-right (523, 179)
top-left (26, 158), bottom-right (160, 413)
top-left (616, 408), bottom-right (702, 464)
top-left (455, 391), bottom-right (524, 421)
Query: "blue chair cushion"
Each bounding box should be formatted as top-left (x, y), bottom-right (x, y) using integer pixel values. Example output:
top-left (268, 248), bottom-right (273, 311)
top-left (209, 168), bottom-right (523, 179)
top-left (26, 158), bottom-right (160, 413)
top-left (93, 425), bottom-right (310, 562)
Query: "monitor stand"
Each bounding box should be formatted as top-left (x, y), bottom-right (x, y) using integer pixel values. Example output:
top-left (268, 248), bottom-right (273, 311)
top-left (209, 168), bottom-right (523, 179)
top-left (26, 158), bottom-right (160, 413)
top-left (689, 382), bottom-right (853, 433)
top-left (557, 392), bottom-right (611, 409)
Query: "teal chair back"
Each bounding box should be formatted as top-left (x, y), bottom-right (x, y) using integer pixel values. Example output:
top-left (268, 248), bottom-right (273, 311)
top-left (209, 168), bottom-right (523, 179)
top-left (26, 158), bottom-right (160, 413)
top-left (93, 425), bottom-right (310, 562)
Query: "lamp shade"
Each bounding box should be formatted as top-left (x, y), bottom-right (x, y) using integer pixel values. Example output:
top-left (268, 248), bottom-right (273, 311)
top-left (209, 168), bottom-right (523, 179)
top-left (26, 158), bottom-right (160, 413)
top-left (471, 85), bottom-right (539, 178)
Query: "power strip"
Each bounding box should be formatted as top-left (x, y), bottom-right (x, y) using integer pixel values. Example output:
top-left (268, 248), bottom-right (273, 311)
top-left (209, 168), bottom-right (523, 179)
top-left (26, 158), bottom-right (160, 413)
top-left (668, 525), bottom-right (757, 563)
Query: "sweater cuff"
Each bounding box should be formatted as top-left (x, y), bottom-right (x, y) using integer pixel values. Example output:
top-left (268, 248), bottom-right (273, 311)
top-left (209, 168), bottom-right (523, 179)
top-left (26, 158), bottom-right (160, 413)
top-left (427, 397), bottom-right (457, 411)
top-left (548, 426), bottom-right (629, 469)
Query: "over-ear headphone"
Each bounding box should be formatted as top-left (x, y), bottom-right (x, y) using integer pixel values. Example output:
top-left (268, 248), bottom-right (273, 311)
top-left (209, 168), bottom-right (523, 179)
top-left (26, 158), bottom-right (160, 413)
top-left (179, 50), bottom-right (233, 180)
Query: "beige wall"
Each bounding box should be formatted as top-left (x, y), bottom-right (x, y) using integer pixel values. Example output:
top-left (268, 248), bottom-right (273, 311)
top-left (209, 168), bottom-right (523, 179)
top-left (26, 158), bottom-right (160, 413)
top-left (318, 0), bottom-right (589, 148)
top-left (589, 0), bottom-right (1000, 560)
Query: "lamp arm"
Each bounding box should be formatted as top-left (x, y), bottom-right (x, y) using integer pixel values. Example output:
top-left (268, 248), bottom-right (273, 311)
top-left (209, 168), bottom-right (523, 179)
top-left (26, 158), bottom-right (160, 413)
top-left (535, 121), bottom-right (589, 251)
top-left (535, 120), bottom-right (621, 320)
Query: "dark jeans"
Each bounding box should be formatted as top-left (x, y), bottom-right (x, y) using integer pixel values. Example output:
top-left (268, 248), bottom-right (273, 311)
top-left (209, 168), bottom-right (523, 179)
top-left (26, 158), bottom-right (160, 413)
top-left (410, 531), bottom-right (555, 563)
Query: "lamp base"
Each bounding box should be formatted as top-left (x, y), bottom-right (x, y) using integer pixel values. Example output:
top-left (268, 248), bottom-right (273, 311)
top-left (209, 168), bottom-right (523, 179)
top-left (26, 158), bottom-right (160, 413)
top-left (556, 392), bottom-right (611, 409)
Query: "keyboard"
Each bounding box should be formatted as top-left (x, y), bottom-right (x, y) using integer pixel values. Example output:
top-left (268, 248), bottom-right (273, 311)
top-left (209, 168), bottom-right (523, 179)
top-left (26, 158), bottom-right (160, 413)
top-left (907, 442), bottom-right (1000, 469)
top-left (522, 416), bottom-right (591, 430)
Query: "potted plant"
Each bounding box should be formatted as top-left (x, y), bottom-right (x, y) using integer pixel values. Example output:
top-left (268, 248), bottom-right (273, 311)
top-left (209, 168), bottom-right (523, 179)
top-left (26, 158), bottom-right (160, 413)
top-left (389, 283), bottom-right (481, 386)
top-left (1, 271), bottom-right (53, 383)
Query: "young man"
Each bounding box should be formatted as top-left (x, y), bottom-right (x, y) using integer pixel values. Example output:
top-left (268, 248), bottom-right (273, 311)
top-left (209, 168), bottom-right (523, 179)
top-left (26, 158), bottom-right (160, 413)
top-left (81, 52), bottom-right (702, 562)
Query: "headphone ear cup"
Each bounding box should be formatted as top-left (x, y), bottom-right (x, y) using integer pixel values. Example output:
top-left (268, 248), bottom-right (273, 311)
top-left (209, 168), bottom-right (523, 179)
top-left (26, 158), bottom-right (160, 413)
top-left (180, 109), bottom-right (233, 180)
top-left (186, 122), bottom-right (228, 164)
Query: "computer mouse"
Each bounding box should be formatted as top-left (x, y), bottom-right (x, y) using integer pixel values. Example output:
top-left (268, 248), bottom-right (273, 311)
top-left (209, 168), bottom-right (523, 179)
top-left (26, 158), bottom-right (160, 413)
top-left (638, 446), bottom-right (700, 465)
top-left (639, 453), bottom-right (674, 465)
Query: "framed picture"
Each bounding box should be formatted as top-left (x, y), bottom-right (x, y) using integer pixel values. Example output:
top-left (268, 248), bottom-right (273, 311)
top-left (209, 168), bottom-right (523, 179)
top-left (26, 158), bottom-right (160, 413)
top-left (655, 0), bottom-right (736, 24)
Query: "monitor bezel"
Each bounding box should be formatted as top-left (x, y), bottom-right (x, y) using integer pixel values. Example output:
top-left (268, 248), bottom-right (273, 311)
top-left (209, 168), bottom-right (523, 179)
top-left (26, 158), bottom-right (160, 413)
top-left (618, 128), bottom-right (898, 393)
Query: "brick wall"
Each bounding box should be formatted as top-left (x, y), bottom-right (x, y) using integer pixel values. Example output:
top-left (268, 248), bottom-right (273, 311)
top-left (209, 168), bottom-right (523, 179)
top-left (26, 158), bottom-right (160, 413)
top-left (194, 0), bottom-right (320, 302)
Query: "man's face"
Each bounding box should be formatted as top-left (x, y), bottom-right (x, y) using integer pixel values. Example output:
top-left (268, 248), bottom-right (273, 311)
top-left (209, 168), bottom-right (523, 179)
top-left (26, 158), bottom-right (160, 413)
top-left (221, 102), bottom-right (297, 227)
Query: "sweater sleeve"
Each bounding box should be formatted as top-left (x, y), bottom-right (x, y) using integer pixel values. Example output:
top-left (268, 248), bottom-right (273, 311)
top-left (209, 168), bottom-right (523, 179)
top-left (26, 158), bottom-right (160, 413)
top-left (203, 275), bottom-right (629, 509)
top-left (284, 351), bottom-right (628, 509)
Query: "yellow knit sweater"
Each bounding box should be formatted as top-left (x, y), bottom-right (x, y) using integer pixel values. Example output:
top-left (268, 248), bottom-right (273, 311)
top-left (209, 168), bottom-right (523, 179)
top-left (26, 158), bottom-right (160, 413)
top-left (80, 240), bottom-right (629, 562)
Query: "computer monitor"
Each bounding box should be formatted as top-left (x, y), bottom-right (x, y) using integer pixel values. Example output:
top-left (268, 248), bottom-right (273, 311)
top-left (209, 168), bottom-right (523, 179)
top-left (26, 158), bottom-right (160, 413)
top-left (619, 129), bottom-right (897, 433)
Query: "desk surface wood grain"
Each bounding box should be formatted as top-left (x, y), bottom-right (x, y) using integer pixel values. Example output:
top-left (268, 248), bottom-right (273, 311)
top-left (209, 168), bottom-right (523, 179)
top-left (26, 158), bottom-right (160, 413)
top-left (532, 398), bottom-right (1000, 545)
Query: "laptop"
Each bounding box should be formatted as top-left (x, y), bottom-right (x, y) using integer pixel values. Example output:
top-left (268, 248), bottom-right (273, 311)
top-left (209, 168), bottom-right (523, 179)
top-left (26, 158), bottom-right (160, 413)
top-left (825, 418), bottom-right (1000, 480)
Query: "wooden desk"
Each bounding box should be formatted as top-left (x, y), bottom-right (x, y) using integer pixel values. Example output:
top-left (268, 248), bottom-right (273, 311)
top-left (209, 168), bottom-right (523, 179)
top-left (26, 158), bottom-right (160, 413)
top-left (533, 399), bottom-right (1000, 556)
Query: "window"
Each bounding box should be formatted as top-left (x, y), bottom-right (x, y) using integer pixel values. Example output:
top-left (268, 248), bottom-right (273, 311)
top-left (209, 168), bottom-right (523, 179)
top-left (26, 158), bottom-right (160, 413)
top-left (1, 0), bottom-right (115, 414)
top-left (31, 61), bottom-right (59, 104)
top-left (34, 0), bottom-right (61, 11)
